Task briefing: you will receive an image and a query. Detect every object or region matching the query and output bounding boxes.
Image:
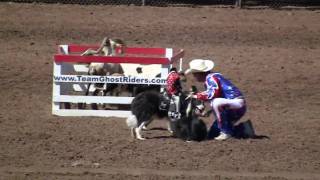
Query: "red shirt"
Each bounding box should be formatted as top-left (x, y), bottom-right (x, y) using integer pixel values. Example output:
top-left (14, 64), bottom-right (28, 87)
top-left (166, 71), bottom-right (180, 95)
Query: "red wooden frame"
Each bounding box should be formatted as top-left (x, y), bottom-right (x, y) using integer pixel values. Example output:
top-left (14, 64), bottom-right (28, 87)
top-left (54, 45), bottom-right (184, 65)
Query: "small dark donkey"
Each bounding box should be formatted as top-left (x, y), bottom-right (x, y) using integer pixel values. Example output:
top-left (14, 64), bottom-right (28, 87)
top-left (170, 86), bottom-right (207, 141)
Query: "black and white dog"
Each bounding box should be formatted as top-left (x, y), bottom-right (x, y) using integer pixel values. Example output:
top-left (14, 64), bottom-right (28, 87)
top-left (126, 88), bottom-right (207, 141)
top-left (126, 91), bottom-right (169, 140)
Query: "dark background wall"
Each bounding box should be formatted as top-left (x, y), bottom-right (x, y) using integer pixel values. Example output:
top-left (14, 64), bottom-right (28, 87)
top-left (2, 0), bottom-right (320, 7)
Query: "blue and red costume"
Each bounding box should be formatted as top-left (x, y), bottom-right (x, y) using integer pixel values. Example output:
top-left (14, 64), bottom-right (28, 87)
top-left (195, 73), bottom-right (246, 138)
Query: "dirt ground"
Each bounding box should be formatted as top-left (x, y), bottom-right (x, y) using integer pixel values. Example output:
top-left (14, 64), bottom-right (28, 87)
top-left (0, 2), bottom-right (320, 180)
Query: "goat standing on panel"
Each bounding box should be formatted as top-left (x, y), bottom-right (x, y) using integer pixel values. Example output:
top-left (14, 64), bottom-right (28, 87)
top-left (80, 37), bottom-right (126, 109)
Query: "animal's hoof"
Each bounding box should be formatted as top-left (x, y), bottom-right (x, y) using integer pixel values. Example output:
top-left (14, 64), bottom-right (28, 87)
top-left (142, 126), bottom-right (148, 130)
top-left (137, 137), bottom-right (146, 140)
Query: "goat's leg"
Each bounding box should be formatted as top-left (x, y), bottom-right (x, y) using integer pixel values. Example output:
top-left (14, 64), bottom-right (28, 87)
top-left (102, 83), bottom-right (108, 96)
top-left (115, 85), bottom-right (122, 96)
top-left (105, 83), bottom-right (119, 96)
top-left (85, 83), bottom-right (92, 96)
top-left (81, 49), bottom-right (98, 56)
top-left (132, 86), bottom-right (138, 97)
top-left (102, 83), bottom-right (108, 109)
top-left (91, 89), bottom-right (99, 110)
top-left (102, 83), bottom-right (117, 109)
top-left (77, 102), bottom-right (84, 109)
top-left (78, 83), bottom-right (92, 109)
top-left (135, 121), bottom-right (147, 140)
top-left (62, 102), bottom-right (71, 109)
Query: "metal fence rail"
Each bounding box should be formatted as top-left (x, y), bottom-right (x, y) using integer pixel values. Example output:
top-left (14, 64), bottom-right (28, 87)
top-left (2, 0), bottom-right (320, 7)
top-left (2, 0), bottom-right (237, 6)
top-left (244, 0), bottom-right (320, 7)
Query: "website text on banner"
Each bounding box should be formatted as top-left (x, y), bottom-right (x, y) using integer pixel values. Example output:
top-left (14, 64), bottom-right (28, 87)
top-left (53, 75), bottom-right (167, 85)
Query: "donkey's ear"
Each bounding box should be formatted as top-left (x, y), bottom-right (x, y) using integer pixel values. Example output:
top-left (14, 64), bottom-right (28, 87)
top-left (102, 37), bottom-right (110, 45)
top-left (102, 37), bottom-right (109, 42)
top-left (191, 86), bottom-right (198, 93)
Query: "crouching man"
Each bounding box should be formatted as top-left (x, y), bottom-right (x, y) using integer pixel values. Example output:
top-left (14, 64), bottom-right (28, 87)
top-left (185, 59), bottom-right (247, 141)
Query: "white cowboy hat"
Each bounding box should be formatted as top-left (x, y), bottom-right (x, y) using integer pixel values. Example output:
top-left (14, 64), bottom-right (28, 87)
top-left (185, 59), bottom-right (214, 74)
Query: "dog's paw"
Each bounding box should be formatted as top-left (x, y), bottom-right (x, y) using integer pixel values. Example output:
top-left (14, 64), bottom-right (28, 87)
top-left (130, 128), bottom-right (136, 138)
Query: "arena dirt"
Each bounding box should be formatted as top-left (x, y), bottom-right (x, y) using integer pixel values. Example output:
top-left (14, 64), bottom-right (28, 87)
top-left (0, 2), bottom-right (319, 179)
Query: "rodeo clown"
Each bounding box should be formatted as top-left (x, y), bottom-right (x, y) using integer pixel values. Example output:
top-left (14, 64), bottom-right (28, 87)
top-left (185, 59), bottom-right (247, 141)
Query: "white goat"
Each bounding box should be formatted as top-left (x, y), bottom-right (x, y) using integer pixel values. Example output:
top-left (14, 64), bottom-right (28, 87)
top-left (82, 37), bottom-right (125, 77)
top-left (80, 37), bottom-right (126, 109)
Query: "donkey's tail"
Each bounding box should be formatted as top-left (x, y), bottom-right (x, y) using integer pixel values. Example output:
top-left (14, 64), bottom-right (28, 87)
top-left (126, 114), bottom-right (138, 128)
